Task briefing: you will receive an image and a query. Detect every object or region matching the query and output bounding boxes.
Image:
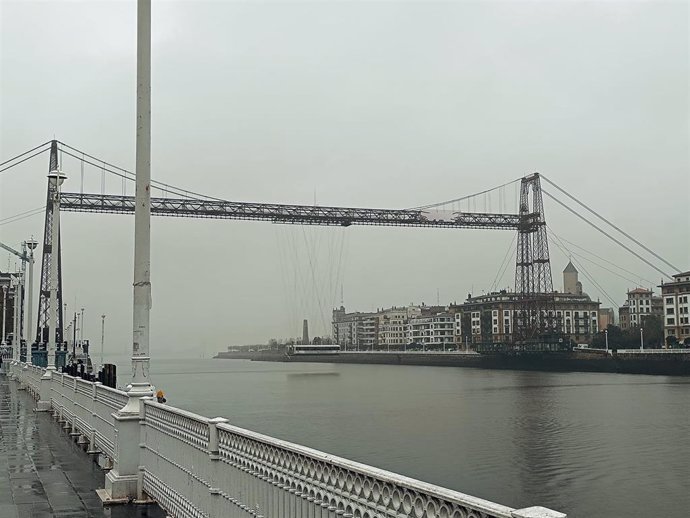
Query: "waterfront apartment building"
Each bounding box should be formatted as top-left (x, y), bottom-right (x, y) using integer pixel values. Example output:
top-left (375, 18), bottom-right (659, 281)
top-left (333, 305), bottom-right (417, 350)
top-left (408, 312), bottom-right (455, 349)
top-left (659, 271), bottom-right (690, 344)
top-left (332, 307), bottom-right (363, 350)
top-left (455, 263), bottom-right (600, 344)
top-left (459, 290), bottom-right (600, 345)
top-left (378, 306), bottom-right (421, 350)
top-left (618, 288), bottom-right (663, 330)
top-left (333, 263), bottom-right (602, 348)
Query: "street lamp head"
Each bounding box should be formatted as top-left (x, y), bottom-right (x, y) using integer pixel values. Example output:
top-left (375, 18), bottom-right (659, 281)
top-left (47, 169), bottom-right (67, 187)
top-left (26, 238), bottom-right (38, 251)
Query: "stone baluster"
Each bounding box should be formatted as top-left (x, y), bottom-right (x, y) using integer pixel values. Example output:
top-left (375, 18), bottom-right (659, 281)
top-left (208, 417), bottom-right (228, 517)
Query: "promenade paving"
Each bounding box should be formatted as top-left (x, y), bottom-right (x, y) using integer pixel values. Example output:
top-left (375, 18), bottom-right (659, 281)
top-left (0, 374), bottom-right (167, 518)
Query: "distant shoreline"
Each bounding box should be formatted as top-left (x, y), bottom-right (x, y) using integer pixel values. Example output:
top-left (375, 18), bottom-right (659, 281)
top-left (214, 349), bottom-right (690, 376)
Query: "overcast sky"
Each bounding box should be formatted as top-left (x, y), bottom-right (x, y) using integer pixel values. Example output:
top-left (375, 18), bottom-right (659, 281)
top-left (1, 0), bottom-right (688, 357)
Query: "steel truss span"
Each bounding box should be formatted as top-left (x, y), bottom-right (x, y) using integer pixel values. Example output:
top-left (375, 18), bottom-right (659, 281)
top-left (60, 192), bottom-right (524, 230)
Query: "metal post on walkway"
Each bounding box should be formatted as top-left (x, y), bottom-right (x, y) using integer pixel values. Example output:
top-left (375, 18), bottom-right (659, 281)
top-left (1, 285), bottom-right (7, 345)
top-left (104, 0), bottom-right (154, 502)
top-left (124, 0), bottom-right (154, 407)
top-left (640, 326), bottom-right (644, 351)
top-left (15, 260), bottom-right (24, 365)
top-left (11, 275), bottom-right (20, 376)
top-left (25, 238), bottom-right (38, 366)
top-left (100, 314), bottom-right (105, 368)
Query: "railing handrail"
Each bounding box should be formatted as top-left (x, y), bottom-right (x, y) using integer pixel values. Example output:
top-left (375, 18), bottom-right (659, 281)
top-left (95, 382), bottom-right (129, 397)
top-left (145, 398), bottom-right (210, 424)
top-left (215, 417), bottom-right (514, 517)
top-left (11, 360), bottom-right (565, 518)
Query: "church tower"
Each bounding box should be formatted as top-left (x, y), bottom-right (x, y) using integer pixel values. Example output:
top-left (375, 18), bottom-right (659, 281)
top-left (563, 261), bottom-right (582, 294)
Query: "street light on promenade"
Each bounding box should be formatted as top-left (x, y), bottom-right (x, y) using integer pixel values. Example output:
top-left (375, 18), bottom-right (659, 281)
top-left (1, 285), bottom-right (7, 345)
top-left (25, 238), bottom-right (38, 366)
top-left (100, 314), bottom-right (106, 368)
top-left (640, 327), bottom-right (644, 351)
top-left (605, 328), bottom-right (609, 352)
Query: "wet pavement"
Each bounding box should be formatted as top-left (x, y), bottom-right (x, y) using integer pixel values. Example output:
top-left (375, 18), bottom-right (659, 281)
top-left (0, 374), bottom-right (167, 518)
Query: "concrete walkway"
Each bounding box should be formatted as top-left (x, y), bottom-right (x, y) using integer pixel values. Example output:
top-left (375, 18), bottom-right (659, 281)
top-left (0, 374), bottom-right (166, 518)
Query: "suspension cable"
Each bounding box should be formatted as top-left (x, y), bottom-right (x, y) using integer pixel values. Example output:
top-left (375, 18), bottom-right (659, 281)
top-left (549, 231), bottom-right (619, 308)
top-left (408, 178), bottom-right (521, 210)
top-left (0, 147), bottom-right (51, 175)
top-left (543, 189), bottom-right (673, 279)
top-left (0, 141), bottom-right (52, 168)
top-left (58, 148), bottom-right (224, 201)
top-left (550, 232), bottom-right (655, 285)
top-left (541, 175), bottom-right (680, 273)
top-left (547, 228), bottom-right (653, 286)
top-left (0, 206), bottom-right (46, 226)
top-left (489, 233), bottom-right (516, 293)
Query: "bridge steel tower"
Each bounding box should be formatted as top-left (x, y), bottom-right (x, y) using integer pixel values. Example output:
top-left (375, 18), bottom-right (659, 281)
top-left (36, 140), bottom-right (64, 346)
top-left (514, 173), bottom-right (559, 347)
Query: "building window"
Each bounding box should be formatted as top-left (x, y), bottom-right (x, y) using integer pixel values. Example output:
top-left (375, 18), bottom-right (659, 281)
top-left (667, 318), bottom-right (675, 325)
top-left (667, 308), bottom-right (674, 315)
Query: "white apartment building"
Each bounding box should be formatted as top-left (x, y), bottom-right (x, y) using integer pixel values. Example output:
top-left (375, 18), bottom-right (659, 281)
top-left (619, 288), bottom-right (663, 330)
top-left (408, 313), bottom-right (455, 349)
top-left (379, 306), bottom-right (421, 350)
top-left (660, 271), bottom-right (690, 344)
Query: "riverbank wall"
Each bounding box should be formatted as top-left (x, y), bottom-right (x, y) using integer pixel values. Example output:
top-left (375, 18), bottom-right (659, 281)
top-left (215, 350), bottom-right (690, 375)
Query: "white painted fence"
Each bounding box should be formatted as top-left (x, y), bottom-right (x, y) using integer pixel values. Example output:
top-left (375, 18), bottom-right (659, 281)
top-left (10, 362), bottom-right (565, 518)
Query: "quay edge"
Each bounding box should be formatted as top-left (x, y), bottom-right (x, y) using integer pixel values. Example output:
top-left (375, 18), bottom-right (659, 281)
top-left (214, 350), bottom-right (690, 376)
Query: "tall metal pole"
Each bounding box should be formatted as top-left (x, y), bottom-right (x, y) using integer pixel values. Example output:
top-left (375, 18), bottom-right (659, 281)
top-left (25, 239), bottom-right (37, 365)
top-left (12, 276), bottom-right (19, 359)
top-left (80, 307), bottom-right (85, 345)
top-left (640, 327), bottom-right (644, 351)
top-left (1, 286), bottom-right (7, 345)
top-left (101, 314), bottom-right (106, 367)
top-left (605, 328), bottom-right (609, 352)
top-left (126, 0), bottom-right (154, 405)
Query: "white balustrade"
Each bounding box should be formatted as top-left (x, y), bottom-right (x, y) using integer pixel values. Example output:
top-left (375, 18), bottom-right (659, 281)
top-left (11, 362), bottom-right (566, 518)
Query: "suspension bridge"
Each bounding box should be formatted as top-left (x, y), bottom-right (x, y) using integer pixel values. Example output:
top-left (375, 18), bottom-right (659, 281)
top-left (0, 138), bottom-right (680, 356)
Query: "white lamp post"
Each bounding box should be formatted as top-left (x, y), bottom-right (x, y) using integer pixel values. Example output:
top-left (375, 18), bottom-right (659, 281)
top-left (640, 327), bottom-right (644, 351)
top-left (100, 314), bottom-right (106, 368)
top-left (12, 275), bottom-right (20, 365)
top-left (1, 285), bottom-right (7, 345)
top-left (25, 238), bottom-right (38, 366)
top-left (604, 328), bottom-right (609, 352)
top-left (80, 307), bottom-right (85, 346)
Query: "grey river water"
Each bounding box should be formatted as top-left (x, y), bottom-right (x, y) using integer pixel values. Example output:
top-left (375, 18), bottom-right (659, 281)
top-left (117, 358), bottom-right (689, 518)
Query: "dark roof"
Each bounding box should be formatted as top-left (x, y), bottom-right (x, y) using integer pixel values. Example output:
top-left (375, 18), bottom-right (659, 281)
top-left (563, 261), bottom-right (577, 273)
top-left (673, 271), bottom-right (690, 278)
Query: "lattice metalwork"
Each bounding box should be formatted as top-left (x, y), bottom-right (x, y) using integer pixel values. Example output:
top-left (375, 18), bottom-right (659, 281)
top-left (36, 140), bottom-right (64, 345)
top-left (56, 176), bottom-right (557, 345)
top-left (514, 173), bottom-right (560, 345)
top-left (60, 193), bottom-right (523, 230)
